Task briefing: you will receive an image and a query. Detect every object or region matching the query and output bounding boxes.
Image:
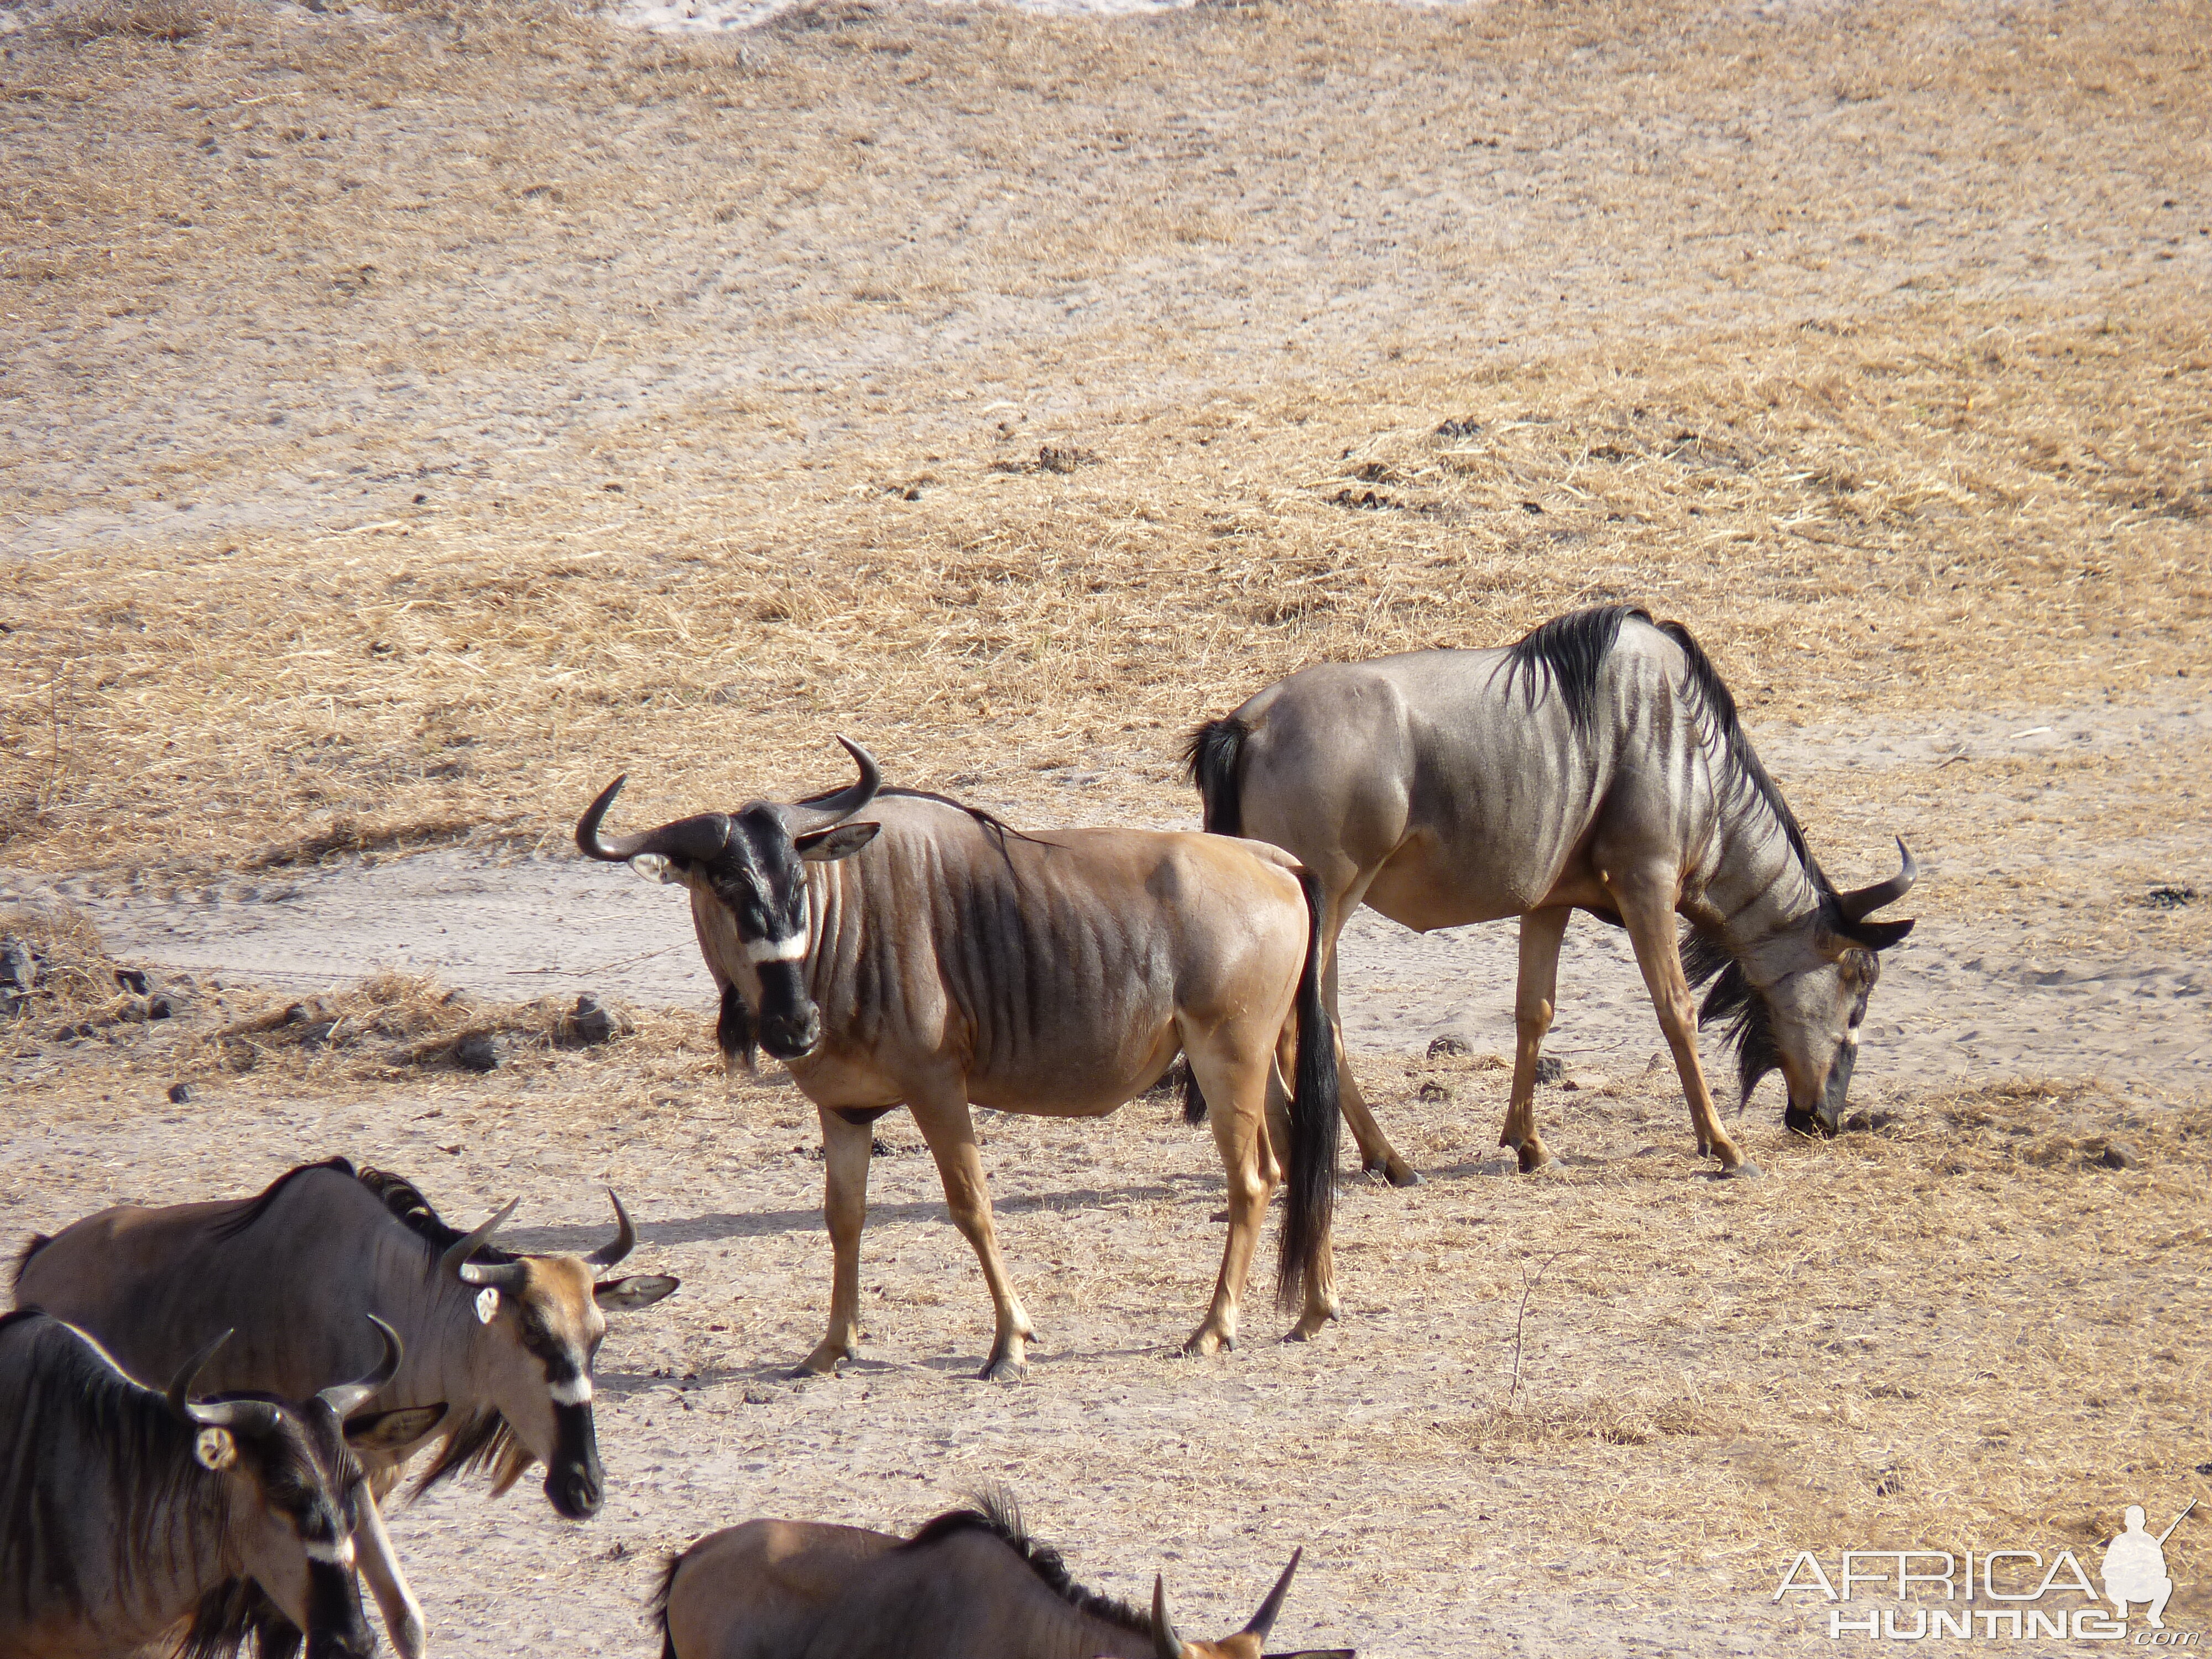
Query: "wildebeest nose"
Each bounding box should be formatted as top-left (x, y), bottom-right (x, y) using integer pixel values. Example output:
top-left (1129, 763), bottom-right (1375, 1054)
top-left (548, 1464), bottom-right (602, 1519)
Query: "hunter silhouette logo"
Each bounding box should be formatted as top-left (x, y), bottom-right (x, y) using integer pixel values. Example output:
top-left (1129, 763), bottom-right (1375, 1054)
top-left (2104, 1501), bottom-right (2193, 1629)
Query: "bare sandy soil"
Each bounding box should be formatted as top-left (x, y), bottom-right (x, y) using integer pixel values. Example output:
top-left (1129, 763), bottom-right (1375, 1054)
top-left (4, 0), bottom-right (2211, 1652)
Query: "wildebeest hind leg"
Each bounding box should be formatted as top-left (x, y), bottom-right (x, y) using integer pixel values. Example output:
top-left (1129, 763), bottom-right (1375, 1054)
top-left (1182, 1039), bottom-right (1276, 1357)
top-left (796, 1104), bottom-right (875, 1376)
top-left (1501, 907), bottom-right (1570, 1172)
top-left (909, 1084), bottom-right (1037, 1381)
top-left (1607, 877), bottom-right (1753, 1176)
top-left (1323, 901), bottom-right (1418, 1186)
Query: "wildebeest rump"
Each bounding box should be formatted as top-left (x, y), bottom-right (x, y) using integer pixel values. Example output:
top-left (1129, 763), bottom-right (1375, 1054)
top-left (0, 1308), bottom-right (439, 1659)
top-left (11, 1159), bottom-right (679, 1537)
top-left (656, 1489), bottom-right (1355, 1659)
top-left (1185, 606), bottom-right (1917, 1179)
top-left (576, 740), bottom-right (1341, 1378)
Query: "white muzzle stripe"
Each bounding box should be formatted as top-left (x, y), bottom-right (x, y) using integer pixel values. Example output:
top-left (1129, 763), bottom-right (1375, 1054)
top-left (305, 1537), bottom-right (358, 1567)
top-left (1843, 1026), bottom-right (1861, 1047)
top-left (745, 932), bottom-right (808, 964)
top-left (549, 1375), bottom-right (593, 1407)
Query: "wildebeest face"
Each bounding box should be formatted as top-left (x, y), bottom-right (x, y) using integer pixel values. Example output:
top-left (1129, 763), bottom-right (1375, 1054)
top-left (1763, 946), bottom-right (1880, 1138)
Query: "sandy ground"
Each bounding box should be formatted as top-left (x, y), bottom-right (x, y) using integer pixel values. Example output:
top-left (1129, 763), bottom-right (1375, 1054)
top-left (5, 0), bottom-right (2211, 1652)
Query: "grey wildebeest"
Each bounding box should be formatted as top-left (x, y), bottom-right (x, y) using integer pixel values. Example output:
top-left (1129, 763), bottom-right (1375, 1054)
top-left (1184, 605), bottom-right (1917, 1180)
top-left (12, 1159), bottom-right (679, 1536)
top-left (656, 1490), bottom-right (1355, 1659)
top-left (575, 738), bottom-right (1340, 1378)
top-left (0, 1308), bottom-right (440, 1659)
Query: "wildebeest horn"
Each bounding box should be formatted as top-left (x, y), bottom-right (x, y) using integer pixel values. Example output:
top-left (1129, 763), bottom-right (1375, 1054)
top-left (777, 736), bottom-right (881, 837)
top-left (575, 774), bottom-right (732, 865)
top-left (166, 1328), bottom-right (276, 1432)
top-left (440, 1197), bottom-right (525, 1288)
top-left (166, 1327), bottom-right (236, 1420)
top-left (1837, 836), bottom-right (1917, 922)
top-left (585, 1187), bottom-right (635, 1267)
top-left (1242, 1548), bottom-right (1302, 1640)
top-left (319, 1314), bottom-right (405, 1419)
top-left (1152, 1574), bottom-right (1185, 1659)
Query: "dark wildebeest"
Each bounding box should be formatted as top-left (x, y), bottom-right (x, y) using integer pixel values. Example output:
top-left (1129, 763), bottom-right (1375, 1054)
top-left (656, 1490), bottom-right (1355, 1659)
top-left (1184, 605), bottom-right (1917, 1180)
top-left (0, 1308), bottom-right (440, 1659)
top-left (576, 738), bottom-right (1341, 1378)
top-left (12, 1160), bottom-right (678, 1536)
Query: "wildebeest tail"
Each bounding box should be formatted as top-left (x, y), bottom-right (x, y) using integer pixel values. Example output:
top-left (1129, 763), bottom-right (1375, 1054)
top-left (650, 1551), bottom-right (685, 1659)
top-left (1180, 716), bottom-right (1248, 838)
top-left (1278, 867), bottom-right (1340, 1311)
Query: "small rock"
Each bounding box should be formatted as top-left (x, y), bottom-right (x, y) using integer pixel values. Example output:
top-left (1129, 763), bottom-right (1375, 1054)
top-left (115, 995), bottom-right (152, 1023)
top-left (2098, 1141), bottom-right (2142, 1171)
top-left (0, 991), bottom-right (23, 1020)
top-left (571, 993), bottom-right (625, 1046)
top-left (1534, 1056), bottom-right (1565, 1086)
top-left (1416, 1080), bottom-right (1452, 1103)
top-left (1844, 1112), bottom-right (1872, 1133)
top-left (113, 967), bottom-right (151, 995)
top-left (452, 1032), bottom-right (502, 1073)
top-left (147, 994), bottom-right (178, 1020)
top-left (741, 1386), bottom-right (778, 1406)
top-left (0, 940), bottom-right (35, 991)
top-left (1426, 1034), bottom-right (1473, 1058)
top-left (168, 1082), bottom-right (192, 1104)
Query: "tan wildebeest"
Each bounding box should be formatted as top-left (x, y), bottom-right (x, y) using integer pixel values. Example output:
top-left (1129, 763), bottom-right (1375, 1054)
top-left (576, 739), bottom-right (1340, 1378)
top-left (1185, 605), bottom-right (1917, 1180)
top-left (656, 1491), bottom-right (1355, 1659)
top-left (0, 1309), bottom-right (440, 1659)
top-left (14, 1161), bottom-right (678, 1657)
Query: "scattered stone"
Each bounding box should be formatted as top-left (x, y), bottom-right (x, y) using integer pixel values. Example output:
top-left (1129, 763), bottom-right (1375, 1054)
top-left (452, 1032), bottom-right (502, 1073)
top-left (0, 992), bottom-right (22, 1020)
top-left (113, 967), bottom-right (151, 995)
top-left (570, 993), bottom-right (627, 1046)
top-left (2143, 884), bottom-right (2196, 910)
top-left (1534, 1056), bottom-right (1565, 1086)
top-left (1425, 1034), bottom-right (1472, 1058)
top-left (147, 994), bottom-right (178, 1020)
top-left (1, 939), bottom-right (38, 990)
top-left (741, 1386), bottom-right (779, 1406)
top-left (1416, 1080), bottom-right (1452, 1103)
top-left (1434, 416), bottom-right (1482, 438)
top-left (114, 995), bottom-right (153, 1023)
top-left (2098, 1141), bottom-right (2142, 1171)
top-left (167, 1082), bottom-right (192, 1104)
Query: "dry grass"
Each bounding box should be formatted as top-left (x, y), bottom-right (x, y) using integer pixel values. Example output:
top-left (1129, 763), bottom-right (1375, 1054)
top-left (1, 0), bottom-right (2206, 880)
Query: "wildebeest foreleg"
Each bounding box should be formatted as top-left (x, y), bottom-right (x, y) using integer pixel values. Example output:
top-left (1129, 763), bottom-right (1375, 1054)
top-left (1608, 878), bottom-right (1755, 1176)
top-left (796, 1104), bottom-right (875, 1376)
top-left (909, 1085), bottom-right (1037, 1381)
top-left (1322, 886), bottom-right (1420, 1187)
top-left (1501, 906), bottom-right (1571, 1172)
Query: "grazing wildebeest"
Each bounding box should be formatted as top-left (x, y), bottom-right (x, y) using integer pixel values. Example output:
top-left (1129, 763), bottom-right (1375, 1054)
top-left (12, 1159), bottom-right (679, 1535)
top-left (0, 1308), bottom-right (440, 1659)
top-left (576, 738), bottom-right (1340, 1378)
top-left (656, 1490), bottom-right (1355, 1659)
top-left (1184, 605), bottom-right (1917, 1180)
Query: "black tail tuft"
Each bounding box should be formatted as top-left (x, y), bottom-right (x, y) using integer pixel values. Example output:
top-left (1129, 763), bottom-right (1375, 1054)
top-left (1182, 1062), bottom-right (1208, 1126)
top-left (1277, 869), bottom-right (1340, 1311)
top-left (8, 1233), bottom-right (51, 1293)
top-left (1180, 717), bottom-right (1249, 838)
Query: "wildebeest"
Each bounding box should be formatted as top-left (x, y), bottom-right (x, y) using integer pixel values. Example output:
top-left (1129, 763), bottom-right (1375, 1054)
top-left (0, 1308), bottom-right (440, 1659)
top-left (1185, 605), bottom-right (1917, 1180)
top-left (656, 1489), bottom-right (1355, 1659)
top-left (12, 1159), bottom-right (679, 1535)
top-left (576, 738), bottom-right (1340, 1378)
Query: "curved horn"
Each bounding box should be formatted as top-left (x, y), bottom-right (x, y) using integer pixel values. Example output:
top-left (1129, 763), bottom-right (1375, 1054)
top-left (319, 1314), bottom-right (405, 1420)
top-left (585, 1188), bottom-right (635, 1268)
top-left (1152, 1574), bottom-right (1185, 1659)
top-left (166, 1327), bottom-right (237, 1421)
top-left (1241, 1548), bottom-right (1303, 1641)
top-left (1837, 836), bottom-right (1918, 922)
top-left (439, 1197), bottom-right (519, 1282)
top-left (575, 774), bottom-right (732, 866)
top-left (778, 736), bottom-right (881, 837)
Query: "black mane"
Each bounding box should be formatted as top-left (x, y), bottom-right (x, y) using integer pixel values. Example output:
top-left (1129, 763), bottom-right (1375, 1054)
top-left (1680, 929), bottom-right (1782, 1104)
top-left (1502, 604), bottom-right (1644, 740)
top-left (7, 1232), bottom-right (50, 1295)
top-left (353, 1166), bottom-right (520, 1265)
top-left (901, 1488), bottom-right (1151, 1637)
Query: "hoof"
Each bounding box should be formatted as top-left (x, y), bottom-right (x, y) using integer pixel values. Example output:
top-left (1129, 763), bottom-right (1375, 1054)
top-left (1181, 1329), bottom-right (1235, 1358)
top-left (978, 1356), bottom-right (1028, 1383)
top-left (1515, 1145), bottom-right (1553, 1174)
top-left (1718, 1160), bottom-right (1763, 1180)
top-left (1386, 1161), bottom-right (1423, 1188)
top-left (789, 1358), bottom-right (841, 1379)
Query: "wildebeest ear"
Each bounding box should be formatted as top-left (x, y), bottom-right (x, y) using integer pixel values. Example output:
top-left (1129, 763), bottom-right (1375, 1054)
top-left (344, 1403), bottom-right (447, 1454)
top-left (1845, 917), bottom-right (1914, 951)
top-left (794, 821), bottom-right (880, 863)
top-left (595, 1273), bottom-right (681, 1311)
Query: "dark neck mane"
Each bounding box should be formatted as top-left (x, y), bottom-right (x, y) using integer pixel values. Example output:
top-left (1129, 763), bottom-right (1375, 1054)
top-left (901, 1489), bottom-right (1151, 1637)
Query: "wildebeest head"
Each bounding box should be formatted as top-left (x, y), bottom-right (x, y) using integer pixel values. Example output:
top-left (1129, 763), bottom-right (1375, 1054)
top-left (175, 1316), bottom-right (442, 1659)
top-left (1696, 838), bottom-right (1917, 1138)
top-left (575, 738), bottom-right (883, 1063)
top-left (436, 1192), bottom-right (679, 1520)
